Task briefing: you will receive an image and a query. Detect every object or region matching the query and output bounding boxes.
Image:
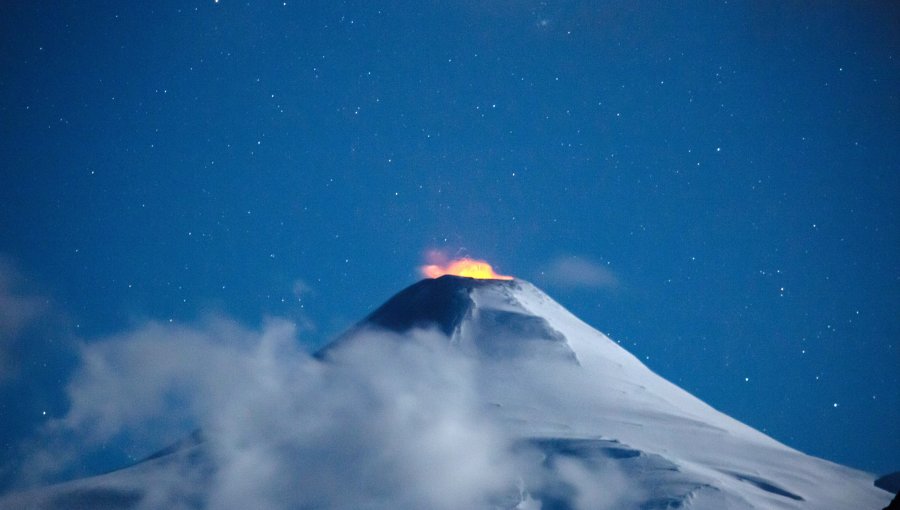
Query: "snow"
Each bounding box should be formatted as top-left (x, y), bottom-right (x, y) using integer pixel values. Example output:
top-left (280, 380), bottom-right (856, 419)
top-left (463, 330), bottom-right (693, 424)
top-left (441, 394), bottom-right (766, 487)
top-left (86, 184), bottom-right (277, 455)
top-left (1, 275), bottom-right (891, 509)
top-left (464, 277), bottom-right (889, 508)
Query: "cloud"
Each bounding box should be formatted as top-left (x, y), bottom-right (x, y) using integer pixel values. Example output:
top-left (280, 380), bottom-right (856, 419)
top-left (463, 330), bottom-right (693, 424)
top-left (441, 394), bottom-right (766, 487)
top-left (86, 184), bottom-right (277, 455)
top-left (0, 258), bottom-right (51, 383)
top-left (60, 317), bottom-right (268, 445)
top-left (211, 329), bottom-right (520, 510)
top-left (13, 319), bottom-right (527, 509)
top-left (9, 316), bottom-right (263, 488)
top-left (0, 258), bottom-right (81, 494)
top-left (291, 278), bottom-right (313, 299)
top-left (540, 256), bottom-right (620, 290)
top-left (5, 291), bottom-right (640, 509)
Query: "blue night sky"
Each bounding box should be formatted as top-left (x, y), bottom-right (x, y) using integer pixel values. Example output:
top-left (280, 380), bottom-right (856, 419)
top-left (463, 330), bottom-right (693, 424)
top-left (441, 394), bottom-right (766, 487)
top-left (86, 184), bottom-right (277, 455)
top-left (1, 0), bottom-right (897, 484)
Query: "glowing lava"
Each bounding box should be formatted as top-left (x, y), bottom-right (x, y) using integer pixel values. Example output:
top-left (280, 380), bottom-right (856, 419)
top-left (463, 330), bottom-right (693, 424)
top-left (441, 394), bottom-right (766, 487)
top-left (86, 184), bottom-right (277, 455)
top-left (420, 257), bottom-right (513, 280)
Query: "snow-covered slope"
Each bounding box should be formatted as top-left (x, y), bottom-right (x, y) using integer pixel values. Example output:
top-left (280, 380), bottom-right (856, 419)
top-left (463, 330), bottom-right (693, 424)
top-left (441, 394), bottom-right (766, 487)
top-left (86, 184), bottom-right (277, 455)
top-left (330, 275), bottom-right (890, 509)
top-left (2, 275), bottom-right (892, 509)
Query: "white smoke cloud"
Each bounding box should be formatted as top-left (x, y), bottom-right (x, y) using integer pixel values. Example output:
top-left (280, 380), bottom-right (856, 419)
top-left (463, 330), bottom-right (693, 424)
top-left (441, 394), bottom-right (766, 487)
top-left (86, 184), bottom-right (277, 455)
top-left (0, 258), bottom-right (51, 383)
top-left (205, 327), bottom-right (520, 510)
top-left (540, 256), bottom-right (620, 290)
top-left (4, 294), bottom-right (652, 510)
top-left (13, 318), bottom-right (529, 509)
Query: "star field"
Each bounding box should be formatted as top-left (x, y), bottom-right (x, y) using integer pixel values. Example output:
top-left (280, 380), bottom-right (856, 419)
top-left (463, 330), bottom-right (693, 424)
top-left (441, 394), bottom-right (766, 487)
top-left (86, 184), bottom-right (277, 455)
top-left (0, 1), bottom-right (897, 481)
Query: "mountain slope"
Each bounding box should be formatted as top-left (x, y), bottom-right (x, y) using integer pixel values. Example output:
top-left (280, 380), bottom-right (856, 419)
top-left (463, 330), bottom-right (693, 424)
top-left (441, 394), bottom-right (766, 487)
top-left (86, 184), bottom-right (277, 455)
top-left (328, 275), bottom-right (889, 509)
top-left (1, 275), bottom-right (892, 509)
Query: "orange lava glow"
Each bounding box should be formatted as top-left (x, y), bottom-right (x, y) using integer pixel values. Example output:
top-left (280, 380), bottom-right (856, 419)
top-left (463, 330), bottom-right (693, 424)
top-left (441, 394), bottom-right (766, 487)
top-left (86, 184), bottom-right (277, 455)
top-left (420, 257), bottom-right (514, 280)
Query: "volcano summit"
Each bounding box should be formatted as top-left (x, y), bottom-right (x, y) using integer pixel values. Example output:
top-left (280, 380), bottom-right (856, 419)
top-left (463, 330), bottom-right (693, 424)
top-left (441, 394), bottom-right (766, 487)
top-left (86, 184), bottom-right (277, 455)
top-left (1, 276), bottom-right (892, 509)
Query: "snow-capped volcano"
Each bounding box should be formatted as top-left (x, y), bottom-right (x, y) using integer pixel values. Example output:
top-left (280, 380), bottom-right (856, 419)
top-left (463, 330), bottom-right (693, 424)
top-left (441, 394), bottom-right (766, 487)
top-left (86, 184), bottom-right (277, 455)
top-left (325, 275), bottom-right (580, 363)
top-left (1, 276), bottom-right (892, 509)
top-left (332, 275), bottom-right (890, 508)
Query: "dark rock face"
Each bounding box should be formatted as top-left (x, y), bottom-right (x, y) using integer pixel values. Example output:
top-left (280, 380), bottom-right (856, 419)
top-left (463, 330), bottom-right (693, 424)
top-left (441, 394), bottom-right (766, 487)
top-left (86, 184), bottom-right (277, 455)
top-left (876, 472), bottom-right (900, 510)
top-left (317, 275), bottom-right (499, 358)
top-left (885, 493), bottom-right (899, 510)
top-left (877, 472), bottom-right (900, 494)
top-left (362, 275), bottom-right (493, 336)
top-left (318, 275), bottom-right (578, 363)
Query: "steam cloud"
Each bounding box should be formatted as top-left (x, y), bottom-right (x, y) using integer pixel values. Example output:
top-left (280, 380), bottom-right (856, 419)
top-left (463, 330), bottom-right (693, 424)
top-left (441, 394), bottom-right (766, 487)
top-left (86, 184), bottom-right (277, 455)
top-left (0, 258), bottom-right (52, 383)
top-left (11, 318), bottom-right (526, 509)
top-left (541, 256), bottom-right (620, 290)
top-left (8, 313), bottom-right (636, 509)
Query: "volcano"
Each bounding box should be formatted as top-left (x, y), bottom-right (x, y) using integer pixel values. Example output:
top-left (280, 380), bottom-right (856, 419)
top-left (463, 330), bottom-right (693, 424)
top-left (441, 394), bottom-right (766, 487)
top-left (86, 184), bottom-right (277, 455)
top-left (1, 276), bottom-right (893, 509)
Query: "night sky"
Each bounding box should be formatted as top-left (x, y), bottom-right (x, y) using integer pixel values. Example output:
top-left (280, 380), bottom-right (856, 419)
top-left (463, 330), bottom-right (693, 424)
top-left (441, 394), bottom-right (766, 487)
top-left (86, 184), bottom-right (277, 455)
top-left (1, 0), bottom-right (897, 484)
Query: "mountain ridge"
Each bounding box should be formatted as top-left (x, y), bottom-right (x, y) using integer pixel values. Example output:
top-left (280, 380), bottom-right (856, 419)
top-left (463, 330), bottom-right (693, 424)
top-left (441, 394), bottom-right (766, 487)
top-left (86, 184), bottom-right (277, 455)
top-left (1, 275), bottom-right (892, 509)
